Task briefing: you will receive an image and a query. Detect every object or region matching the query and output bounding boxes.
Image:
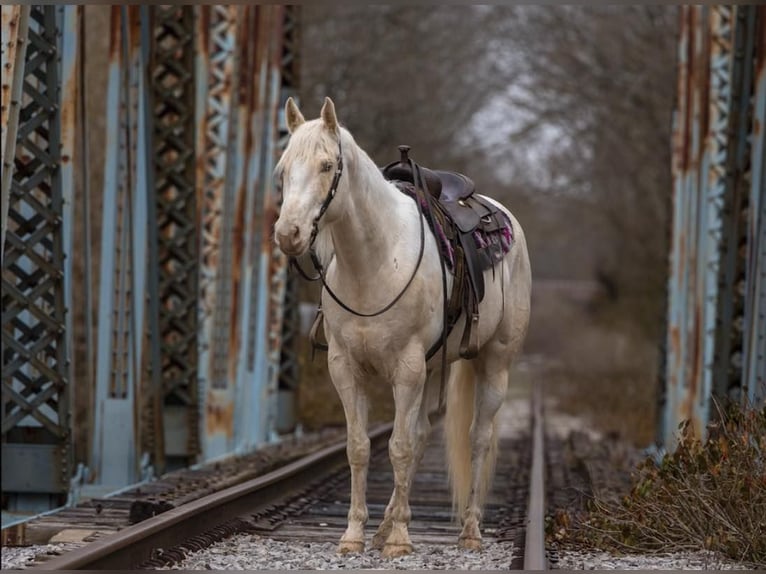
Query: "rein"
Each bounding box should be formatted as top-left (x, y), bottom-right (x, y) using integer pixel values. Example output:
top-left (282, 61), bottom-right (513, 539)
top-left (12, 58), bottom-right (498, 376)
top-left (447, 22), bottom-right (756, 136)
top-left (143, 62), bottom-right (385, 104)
top-left (290, 133), bottom-right (428, 319)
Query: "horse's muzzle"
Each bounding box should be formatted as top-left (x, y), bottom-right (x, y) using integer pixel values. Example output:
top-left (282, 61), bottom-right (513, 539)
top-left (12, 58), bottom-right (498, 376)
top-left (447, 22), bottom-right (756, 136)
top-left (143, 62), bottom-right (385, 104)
top-left (274, 222), bottom-right (308, 256)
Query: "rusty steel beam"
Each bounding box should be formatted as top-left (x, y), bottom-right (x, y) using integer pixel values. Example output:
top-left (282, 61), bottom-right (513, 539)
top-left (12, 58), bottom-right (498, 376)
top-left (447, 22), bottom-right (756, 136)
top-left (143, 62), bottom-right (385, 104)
top-left (274, 6), bottom-right (301, 428)
top-left (261, 6), bottom-right (290, 443)
top-left (148, 5), bottom-right (200, 471)
top-left (742, 8), bottom-right (766, 406)
top-left (1, 6), bottom-right (30, 260)
top-left (664, 7), bottom-right (735, 446)
top-left (233, 6), bottom-right (288, 449)
top-left (665, 6), bottom-right (705, 445)
top-left (233, 4), bottom-right (261, 452)
top-left (663, 6), bottom-right (766, 448)
top-left (711, 6), bottom-right (757, 405)
top-left (265, 6), bottom-right (292, 438)
top-left (92, 6), bottom-right (154, 488)
top-left (1, 5), bottom-right (73, 507)
top-left (195, 5), bottom-right (241, 460)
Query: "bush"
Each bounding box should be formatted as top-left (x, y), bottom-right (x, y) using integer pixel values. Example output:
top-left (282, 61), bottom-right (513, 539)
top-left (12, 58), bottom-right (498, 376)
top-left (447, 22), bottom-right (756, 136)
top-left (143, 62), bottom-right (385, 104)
top-left (555, 402), bottom-right (766, 567)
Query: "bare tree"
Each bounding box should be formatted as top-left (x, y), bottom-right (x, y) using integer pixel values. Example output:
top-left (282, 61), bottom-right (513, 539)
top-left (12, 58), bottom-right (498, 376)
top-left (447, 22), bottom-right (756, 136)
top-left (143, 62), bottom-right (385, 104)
top-left (299, 6), bottom-right (678, 335)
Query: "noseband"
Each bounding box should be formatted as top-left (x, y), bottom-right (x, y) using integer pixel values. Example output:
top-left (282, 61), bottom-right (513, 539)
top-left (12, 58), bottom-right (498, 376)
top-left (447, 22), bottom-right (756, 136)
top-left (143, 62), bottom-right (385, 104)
top-left (288, 131), bottom-right (428, 319)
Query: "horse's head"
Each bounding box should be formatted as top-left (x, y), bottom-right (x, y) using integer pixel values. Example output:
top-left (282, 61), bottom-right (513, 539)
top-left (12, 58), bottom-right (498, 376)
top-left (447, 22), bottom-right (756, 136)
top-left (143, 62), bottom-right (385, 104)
top-left (274, 97), bottom-right (346, 257)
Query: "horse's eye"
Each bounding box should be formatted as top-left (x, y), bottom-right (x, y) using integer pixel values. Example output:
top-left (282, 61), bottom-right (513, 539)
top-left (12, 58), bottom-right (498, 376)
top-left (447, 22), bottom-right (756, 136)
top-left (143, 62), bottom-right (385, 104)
top-left (320, 161), bottom-right (334, 173)
top-left (274, 171), bottom-right (283, 190)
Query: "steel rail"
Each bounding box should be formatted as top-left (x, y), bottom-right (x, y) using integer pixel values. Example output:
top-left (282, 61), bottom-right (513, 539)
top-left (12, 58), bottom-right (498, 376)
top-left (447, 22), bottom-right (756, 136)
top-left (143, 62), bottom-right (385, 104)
top-left (36, 422), bottom-right (394, 570)
top-left (524, 382), bottom-right (547, 570)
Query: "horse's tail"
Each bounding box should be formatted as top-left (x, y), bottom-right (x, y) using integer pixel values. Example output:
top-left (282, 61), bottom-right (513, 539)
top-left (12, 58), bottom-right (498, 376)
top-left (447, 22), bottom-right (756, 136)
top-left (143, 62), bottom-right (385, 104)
top-left (445, 360), bottom-right (498, 520)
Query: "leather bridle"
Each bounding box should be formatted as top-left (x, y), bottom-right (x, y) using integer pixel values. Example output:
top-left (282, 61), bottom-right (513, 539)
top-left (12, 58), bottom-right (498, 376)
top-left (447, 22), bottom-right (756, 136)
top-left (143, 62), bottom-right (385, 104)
top-left (290, 131), bottom-right (428, 319)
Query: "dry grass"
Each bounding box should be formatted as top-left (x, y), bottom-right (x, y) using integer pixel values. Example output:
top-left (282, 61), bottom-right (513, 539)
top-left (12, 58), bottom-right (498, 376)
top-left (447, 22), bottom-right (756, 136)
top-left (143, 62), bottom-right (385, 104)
top-left (560, 402), bottom-right (766, 567)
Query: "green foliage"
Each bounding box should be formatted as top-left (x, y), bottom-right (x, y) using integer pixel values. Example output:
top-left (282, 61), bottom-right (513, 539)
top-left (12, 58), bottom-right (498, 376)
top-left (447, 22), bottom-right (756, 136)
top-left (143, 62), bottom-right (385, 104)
top-left (552, 402), bottom-right (766, 567)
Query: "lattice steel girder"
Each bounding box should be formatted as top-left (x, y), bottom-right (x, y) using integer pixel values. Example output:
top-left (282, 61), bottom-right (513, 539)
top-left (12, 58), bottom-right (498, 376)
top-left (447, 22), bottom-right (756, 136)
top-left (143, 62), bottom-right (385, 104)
top-left (276, 6), bottom-right (301, 435)
top-left (1, 6), bottom-right (31, 261)
top-left (149, 5), bottom-right (199, 467)
top-left (742, 8), bottom-right (766, 406)
top-left (260, 6), bottom-right (289, 445)
top-left (711, 5), bottom-right (757, 403)
top-left (663, 6), bottom-right (737, 447)
top-left (195, 5), bottom-right (241, 460)
top-left (2, 5), bottom-right (73, 499)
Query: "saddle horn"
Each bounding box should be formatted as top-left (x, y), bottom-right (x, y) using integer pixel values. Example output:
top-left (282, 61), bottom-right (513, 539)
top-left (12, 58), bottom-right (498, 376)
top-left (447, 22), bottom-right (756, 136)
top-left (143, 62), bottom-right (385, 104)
top-left (380, 145), bottom-right (443, 199)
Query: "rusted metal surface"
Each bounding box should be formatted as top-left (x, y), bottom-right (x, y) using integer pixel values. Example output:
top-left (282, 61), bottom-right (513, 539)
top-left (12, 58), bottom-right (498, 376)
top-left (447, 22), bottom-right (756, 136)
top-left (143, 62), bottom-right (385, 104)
top-left (1, 5), bottom-right (30, 262)
top-left (663, 6), bottom-right (766, 448)
top-left (276, 7), bottom-right (302, 433)
top-left (2, 3), bottom-right (304, 510)
top-left (195, 5), bottom-right (239, 459)
top-left (1, 5), bottom-right (72, 506)
top-left (743, 16), bottom-right (766, 405)
top-left (59, 6), bottom-right (81, 478)
top-left (264, 7), bottom-right (291, 441)
top-left (92, 6), bottom-right (148, 487)
top-left (148, 5), bottom-right (200, 471)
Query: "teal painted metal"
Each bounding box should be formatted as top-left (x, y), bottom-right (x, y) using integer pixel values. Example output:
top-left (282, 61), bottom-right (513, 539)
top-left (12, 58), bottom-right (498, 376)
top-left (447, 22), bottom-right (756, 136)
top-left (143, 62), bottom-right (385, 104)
top-left (92, 6), bottom-right (151, 488)
top-left (1, 5), bottom-right (73, 508)
top-left (3, 3), bottom-right (302, 504)
top-left (742, 18), bottom-right (766, 405)
top-left (195, 5), bottom-right (240, 460)
top-left (663, 6), bottom-right (766, 449)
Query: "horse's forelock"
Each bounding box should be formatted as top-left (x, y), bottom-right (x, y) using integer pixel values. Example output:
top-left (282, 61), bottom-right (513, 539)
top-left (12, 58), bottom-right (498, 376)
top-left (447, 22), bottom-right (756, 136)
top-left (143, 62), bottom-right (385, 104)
top-left (280, 120), bottom-right (342, 173)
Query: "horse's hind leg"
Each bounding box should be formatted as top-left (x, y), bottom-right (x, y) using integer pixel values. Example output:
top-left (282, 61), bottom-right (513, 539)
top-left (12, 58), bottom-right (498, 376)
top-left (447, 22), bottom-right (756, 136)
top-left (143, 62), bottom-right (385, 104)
top-left (371, 375), bottom-right (431, 550)
top-left (459, 344), bottom-right (510, 550)
top-left (329, 353), bottom-right (370, 554)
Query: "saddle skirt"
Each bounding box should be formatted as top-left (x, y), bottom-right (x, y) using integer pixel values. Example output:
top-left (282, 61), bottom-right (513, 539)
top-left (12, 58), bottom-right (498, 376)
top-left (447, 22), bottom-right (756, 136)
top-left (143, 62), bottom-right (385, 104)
top-left (392, 181), bottom-right (514, 292)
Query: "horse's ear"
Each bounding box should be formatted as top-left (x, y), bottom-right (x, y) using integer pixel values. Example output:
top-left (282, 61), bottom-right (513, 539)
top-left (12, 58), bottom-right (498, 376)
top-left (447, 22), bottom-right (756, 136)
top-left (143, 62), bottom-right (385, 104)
top-left (285, 97), bottom-right (305, 133)
top-left (320, 97), bottom-right (339, 133)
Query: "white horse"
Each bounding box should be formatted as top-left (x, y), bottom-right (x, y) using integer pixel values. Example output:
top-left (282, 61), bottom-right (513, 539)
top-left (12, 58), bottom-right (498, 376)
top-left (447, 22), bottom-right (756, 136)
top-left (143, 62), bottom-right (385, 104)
top-left (274, 97), bottom-right (531, 557)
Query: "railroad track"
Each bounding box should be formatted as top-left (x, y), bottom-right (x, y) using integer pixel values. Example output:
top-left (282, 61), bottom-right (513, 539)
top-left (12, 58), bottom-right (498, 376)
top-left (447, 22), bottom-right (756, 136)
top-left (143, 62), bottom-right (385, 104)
top-left (14, 388), bottom-right (547, 570)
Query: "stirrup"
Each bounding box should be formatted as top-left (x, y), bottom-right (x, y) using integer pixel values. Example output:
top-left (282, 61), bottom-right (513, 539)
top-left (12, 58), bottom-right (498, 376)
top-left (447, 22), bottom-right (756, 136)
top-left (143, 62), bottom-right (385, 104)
top-left (310, 308), bottom-right (328, 357)
top-left (459, 312), bottom-right (480, 359)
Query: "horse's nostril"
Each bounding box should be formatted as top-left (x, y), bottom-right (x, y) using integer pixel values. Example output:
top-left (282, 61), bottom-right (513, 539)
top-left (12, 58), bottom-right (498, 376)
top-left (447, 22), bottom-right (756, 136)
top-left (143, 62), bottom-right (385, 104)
top-left (291, 225), bottom-right (300, 240)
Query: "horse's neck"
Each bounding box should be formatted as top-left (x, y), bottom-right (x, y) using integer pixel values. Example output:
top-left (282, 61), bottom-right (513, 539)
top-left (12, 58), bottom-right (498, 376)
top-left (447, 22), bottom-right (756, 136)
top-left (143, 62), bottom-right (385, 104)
top-left (326, 144), bottom-right (412, 280)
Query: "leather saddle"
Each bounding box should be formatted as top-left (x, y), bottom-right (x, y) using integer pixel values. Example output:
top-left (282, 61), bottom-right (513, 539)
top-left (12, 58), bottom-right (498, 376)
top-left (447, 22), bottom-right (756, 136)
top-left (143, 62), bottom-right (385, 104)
top-left (381, 146), bottom-right (475, 202)
top-left (380, 146), bottom-right (509, 359)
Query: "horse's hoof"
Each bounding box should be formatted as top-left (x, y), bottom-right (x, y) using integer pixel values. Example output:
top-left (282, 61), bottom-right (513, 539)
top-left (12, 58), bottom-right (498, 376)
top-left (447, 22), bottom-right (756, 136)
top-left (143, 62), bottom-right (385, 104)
top-left (370, 533), bottom-right (386, 550)
top-left (382, 542), bottom-right (413, 558)
top-left (338, 540), bottom-right (365, 554)
top-left (458, 536), bottom-right (482, 551)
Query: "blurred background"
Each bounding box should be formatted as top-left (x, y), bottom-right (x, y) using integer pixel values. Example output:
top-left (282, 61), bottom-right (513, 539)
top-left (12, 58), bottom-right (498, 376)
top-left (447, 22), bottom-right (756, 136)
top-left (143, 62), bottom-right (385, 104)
top-left (295, 5), bottom-right (678, 446)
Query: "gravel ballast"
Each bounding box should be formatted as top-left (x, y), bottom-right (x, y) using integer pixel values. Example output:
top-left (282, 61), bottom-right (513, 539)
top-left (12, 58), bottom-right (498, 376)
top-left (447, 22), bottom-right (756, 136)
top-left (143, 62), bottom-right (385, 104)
top-left (156, 533), bottom-right (517, 570)
top-left (2, 543), bottom-right (80, 570)
top-left (551, 549), bottom-right (752, 570)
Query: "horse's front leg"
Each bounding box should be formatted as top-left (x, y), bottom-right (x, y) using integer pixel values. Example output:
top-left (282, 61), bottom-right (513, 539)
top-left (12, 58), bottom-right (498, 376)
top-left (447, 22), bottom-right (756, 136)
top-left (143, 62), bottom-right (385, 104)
top-left (372, 372), bottom-right (431, 550)
top-left (328, 352), bottom-right (370, 554)
top-left (381, 351), bottom-right (427, 558)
